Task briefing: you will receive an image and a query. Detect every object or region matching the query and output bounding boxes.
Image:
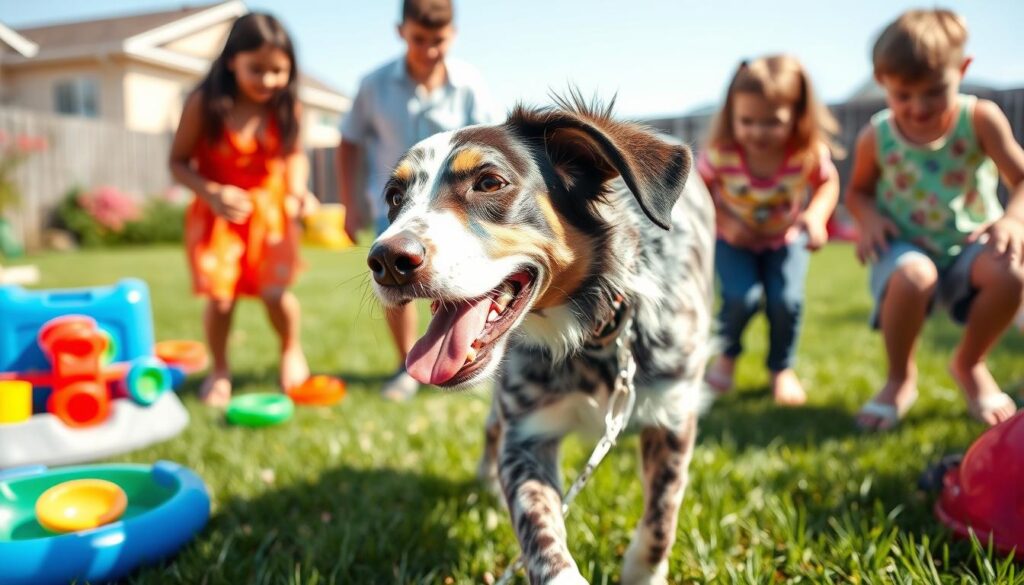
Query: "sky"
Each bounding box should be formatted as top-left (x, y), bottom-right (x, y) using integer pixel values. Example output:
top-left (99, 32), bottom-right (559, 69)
top-left (2, 0), bottom-right (1022, 119)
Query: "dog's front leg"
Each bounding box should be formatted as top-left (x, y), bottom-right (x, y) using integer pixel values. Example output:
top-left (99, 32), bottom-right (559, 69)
top-left (499, 431), bottom-right (585, 585)
top-left (621, 412), bottom-right (698, 585)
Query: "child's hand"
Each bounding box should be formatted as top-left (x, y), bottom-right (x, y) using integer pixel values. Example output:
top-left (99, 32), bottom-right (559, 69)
top-left (286, 191), bottom-right (320, 219)
top-left (716, 212), bottom-right (756, 248)
top-left (207, 185), bottom-right (253, 224)
top-left (968, 215), bottom-right (1024, 265)
top-left (855, 209), bottom-right (901, 264)
top-left (796, 214), bottom-right (830, 251)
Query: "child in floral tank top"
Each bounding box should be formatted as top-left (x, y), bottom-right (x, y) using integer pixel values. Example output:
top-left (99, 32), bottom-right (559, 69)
top-left (847, 9), bottom-right (1024, 431)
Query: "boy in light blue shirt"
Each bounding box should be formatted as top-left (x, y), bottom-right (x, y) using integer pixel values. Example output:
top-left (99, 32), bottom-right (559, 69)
top-left (338, 0), bottom-right (497, 400)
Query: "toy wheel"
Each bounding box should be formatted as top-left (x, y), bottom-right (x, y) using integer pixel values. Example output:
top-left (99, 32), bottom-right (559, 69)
top-left (225, 393), bottom-right (294, 427)
top-left (124, 357), bottom-right (171, 406)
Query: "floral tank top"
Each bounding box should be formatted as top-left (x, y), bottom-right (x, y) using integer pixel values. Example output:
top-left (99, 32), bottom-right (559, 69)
top-left (872, 94), bottom-right (1002, 267)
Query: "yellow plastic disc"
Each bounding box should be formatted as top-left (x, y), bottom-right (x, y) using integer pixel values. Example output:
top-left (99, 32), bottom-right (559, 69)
top-left (35, 479), bottom-right (128, 533)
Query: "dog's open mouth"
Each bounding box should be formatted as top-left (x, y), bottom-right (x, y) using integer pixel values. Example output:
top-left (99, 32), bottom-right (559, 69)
top-left (406, 269), bottom-right (535, 386)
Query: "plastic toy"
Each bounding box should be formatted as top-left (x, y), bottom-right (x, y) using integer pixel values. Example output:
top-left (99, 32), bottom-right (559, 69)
top-left (0, 392), bottom-right (188, 468)
top-left (303, 203), bottom-right (354, 250)
top-left (287, 375), bottom-right (346, 406)
top-left (0, 380), bottom-right (32, 424)
top-left (226, 393), bottom-right (294, 427)
top-left (155, 339), bottom-right (208, 374)
top-left (0, 279), bottom-right (190, 469)
top-left (934, 410), bottom-right (1024, 559)
top-left (0, 279), bottom-right (154, 373)
top-left (35, 478), bottom-right (127, 533)
top-left (0, 461), bottom-right (210, 585)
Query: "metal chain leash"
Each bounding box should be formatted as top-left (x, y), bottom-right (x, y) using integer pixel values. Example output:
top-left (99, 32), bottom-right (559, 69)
top-left (495, 311), bottom-right (637, 585)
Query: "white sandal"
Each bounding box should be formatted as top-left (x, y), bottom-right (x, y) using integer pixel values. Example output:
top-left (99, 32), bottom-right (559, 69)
top-left (856, 390), bottom-right (919, 431)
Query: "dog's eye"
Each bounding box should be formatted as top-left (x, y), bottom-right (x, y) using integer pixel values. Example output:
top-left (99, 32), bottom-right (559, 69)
top-left (473, 174), bottom-right (507, 193)
top-left (385, 186), bottom-right (405, 208)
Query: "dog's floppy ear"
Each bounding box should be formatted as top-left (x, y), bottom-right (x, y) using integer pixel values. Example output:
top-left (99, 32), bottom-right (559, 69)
top-left (507, 95), bottom-right (691, 230)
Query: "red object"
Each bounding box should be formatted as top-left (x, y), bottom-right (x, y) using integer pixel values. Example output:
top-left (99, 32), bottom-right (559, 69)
top-left (154, 340), bottom-right (208, 374)
top-left (935, 410), bottom-right (1024, 559)
top-left (286, 375), bottom-right (346, 406)
top-left (47, 380), bottom-right (110, 428)
top-left (35, 315), bottom-right (111, 427)
top-left (826, 216), bottom-right (859, 243)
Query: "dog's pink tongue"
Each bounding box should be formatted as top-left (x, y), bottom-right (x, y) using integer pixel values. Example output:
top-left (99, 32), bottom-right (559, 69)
top-left (406, 297), bottom-right (490, 385)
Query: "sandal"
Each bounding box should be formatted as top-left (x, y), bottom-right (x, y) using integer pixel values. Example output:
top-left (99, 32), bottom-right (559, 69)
top-left (856, 389), bottom-right (918, 431)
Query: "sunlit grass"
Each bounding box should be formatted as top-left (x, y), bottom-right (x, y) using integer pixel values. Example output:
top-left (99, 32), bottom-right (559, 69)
top-left (15, 243), bottom-right (1023, 584)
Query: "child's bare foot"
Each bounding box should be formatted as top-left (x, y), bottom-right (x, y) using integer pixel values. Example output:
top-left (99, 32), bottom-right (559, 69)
top-left (280, 345), bottom-right (310, 392)
top-left (771, 369), bottom-right (807, 406)
top-left (949, 357), bottom-right (1017, 425)
top-left (199, 370), bottom-right (232, 407)
top-left (705, 356), bottom-right (736, 393)
top-left (856, 371), bottom-right (919, 431)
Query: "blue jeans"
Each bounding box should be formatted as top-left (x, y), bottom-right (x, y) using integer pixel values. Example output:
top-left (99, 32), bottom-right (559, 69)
top-left (714, 234), bottom-right (810, 371)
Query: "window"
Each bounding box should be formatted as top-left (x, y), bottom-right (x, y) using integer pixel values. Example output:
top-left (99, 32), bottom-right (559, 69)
top-left (54, 78), bottom-right (99, 117)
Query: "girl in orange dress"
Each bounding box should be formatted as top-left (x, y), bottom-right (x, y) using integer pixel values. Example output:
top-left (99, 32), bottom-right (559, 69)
top-left (170, 13), bottom-right (317, 406)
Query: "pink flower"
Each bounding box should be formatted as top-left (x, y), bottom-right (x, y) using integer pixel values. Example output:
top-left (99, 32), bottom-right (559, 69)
top-left (78, 186), bottom-right (141, 232)
top-left (14, 134), bottom-right (47, 153)
top-left (885, 151), bottom-right (902, 166)
top-left (951, 138), bottom-right (968, 158)
top-left (943, 169), bottom-right (966, 187)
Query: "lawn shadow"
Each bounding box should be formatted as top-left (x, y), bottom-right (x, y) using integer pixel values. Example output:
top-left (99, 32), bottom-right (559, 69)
top-left (178, 465), bottom-right (487, 583)
top-left (699, 384), bottom-right (861, 451)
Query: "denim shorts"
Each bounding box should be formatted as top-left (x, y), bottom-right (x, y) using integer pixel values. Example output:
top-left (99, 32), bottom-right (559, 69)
top-left (869, 241), bottom-right (983, 328)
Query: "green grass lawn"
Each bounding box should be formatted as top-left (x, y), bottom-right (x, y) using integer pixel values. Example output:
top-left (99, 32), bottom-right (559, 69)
top-left (11, 243), bottom-right (1024, 584)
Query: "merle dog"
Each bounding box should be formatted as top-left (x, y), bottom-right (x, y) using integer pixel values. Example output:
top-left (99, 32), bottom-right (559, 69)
top-left (368, 96), bottom-right (714, 584)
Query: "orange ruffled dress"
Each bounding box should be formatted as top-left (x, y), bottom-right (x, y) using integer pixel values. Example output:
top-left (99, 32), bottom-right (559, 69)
top-left (184, 117), bottom-right (300, 300)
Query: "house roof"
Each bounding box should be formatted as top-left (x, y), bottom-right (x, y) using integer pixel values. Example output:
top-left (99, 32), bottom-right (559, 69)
top-left (16, 4), bottom-right (215, 50)
top-left (0, 21), bottom-right (39, 57)
top-left (7, 1), bottom-right (349, 111)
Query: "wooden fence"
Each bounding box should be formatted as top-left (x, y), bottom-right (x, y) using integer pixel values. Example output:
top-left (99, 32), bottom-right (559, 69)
top-left (0, 107), bottom-right (173, 249)
top-left (4, 87), bottom-right (1024, 249)
top-left (645, 87), bottom-right (1024, 203)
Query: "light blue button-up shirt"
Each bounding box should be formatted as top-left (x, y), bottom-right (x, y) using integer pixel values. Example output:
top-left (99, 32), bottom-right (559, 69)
top-left (341, 57), bottom-right (499, 221)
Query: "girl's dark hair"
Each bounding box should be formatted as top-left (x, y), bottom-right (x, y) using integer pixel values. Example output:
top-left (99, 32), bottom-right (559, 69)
top-left (197, 12), bottom-right (299, 150)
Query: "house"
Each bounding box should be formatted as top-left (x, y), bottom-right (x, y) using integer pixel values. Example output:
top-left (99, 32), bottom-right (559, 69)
top-left (0, 0), bottom-right (349, 148)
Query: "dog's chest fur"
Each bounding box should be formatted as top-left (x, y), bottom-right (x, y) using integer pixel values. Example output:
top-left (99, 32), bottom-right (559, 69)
top-left (498, 173), bottom-right (715, 439)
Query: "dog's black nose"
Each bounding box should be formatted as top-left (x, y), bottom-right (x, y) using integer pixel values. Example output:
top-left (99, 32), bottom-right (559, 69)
top-left (368, 232), bottom-right (427, 286)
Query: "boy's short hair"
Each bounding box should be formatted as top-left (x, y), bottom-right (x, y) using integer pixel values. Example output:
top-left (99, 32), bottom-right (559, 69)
top-left (402, 0), bottom-right (453, 28)
top-left (872, 9), bottom-right (967, 81)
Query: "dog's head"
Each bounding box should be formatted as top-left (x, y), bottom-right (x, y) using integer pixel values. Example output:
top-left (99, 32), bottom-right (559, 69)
top-left (368, 95), bottom-right (691, 388)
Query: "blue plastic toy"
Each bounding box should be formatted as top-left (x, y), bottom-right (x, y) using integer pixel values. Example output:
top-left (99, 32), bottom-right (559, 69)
top-left (0, 460), bottom-right (210, 585)
top-left (0, 278), bottom-right (154, 374)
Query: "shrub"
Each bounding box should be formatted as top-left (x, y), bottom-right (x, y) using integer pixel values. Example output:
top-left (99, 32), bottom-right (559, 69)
top-left (55, 186), bottom-right (186, 247)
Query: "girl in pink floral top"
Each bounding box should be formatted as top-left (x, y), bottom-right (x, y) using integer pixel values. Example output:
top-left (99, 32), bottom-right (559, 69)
top-left (700, 55), bottom-right (842, 405)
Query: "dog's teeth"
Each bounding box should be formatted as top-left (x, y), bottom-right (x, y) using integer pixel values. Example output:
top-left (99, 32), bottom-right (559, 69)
top-left (465, 347), bottom-right (477, 364)
top-left (487, 309), bottom-right (499, 323)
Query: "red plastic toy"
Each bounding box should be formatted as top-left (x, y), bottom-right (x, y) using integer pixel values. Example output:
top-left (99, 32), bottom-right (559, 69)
top-left (934, 410), bottom-right (1024, 559)
top-left (38, 316), bottom-right (110, 427)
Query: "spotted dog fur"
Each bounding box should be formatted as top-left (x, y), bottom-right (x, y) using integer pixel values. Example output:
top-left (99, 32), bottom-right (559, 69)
top-left (368, 95), bottom-right (714, 585)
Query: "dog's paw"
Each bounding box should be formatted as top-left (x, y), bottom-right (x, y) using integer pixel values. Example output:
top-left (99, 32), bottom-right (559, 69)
top-left (621, 541), bottom-right (668, 585)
